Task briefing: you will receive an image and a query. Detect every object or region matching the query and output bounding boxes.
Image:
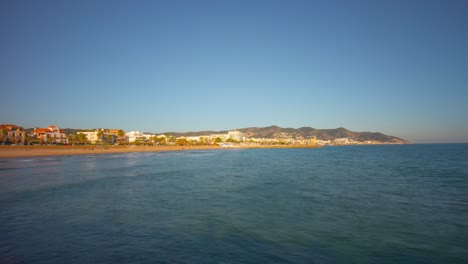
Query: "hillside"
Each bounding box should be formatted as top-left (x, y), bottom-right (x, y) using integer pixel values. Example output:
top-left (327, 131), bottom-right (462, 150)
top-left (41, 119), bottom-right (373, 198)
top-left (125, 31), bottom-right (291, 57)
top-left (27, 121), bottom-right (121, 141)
top-left (163, 125), bottom-right (408, 143)
top-left (31, 126), bottom-right (407, 143)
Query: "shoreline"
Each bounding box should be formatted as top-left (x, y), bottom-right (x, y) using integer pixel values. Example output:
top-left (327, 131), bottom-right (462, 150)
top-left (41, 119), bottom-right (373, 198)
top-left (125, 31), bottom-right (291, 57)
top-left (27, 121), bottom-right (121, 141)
top-left (0, 145), bottom-right (320, 159)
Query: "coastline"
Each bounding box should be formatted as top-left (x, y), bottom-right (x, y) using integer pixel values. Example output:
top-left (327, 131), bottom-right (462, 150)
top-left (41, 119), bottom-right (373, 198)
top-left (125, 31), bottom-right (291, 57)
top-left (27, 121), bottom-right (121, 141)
top-left (0, 144), bottom-right (320, 159)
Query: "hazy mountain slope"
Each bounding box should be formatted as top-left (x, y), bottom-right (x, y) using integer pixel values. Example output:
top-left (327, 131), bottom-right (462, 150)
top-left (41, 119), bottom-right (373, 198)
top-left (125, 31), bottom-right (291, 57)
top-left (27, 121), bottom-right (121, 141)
top-left (162, 126), bottom-right (407, 143)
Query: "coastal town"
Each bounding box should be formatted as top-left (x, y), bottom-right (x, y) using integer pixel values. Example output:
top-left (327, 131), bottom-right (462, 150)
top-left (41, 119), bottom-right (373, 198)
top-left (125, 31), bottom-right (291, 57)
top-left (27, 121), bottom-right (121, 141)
top-left (0, 123), bottom-right (401, 148)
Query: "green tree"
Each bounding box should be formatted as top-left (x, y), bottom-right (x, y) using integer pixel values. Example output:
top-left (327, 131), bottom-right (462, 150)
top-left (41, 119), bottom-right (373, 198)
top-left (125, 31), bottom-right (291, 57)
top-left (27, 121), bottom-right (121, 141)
top-left (107, 134), bottom-right (114, 145)
top-left (117, 130), bottom-right (126, 145)
top-left (134, 138), bottom-right (141, 146)
top-left (176, 138), bottom-right (188, 146)
top-left (150, 135), bottom-right (160, 145)
top-left (168, 136), bottom-right (176, 145)
top-left (24, 134), bottom-right (32, 145)
top-left (67, 134), bottom-right (74, 145)
top-left (96, 130), bottom-right (104, 145)
top-left (157, 136), bottom-right (166, 145)
top-left (226, 138), bottom-right (239, 143)
top-left (198, 137), bottom-right (206, 145)
top-left (29, 136), bottom-right (40, 145)
top-left (76, 133), bottom-right (88, 145)
top-left (0, 128), bottom-right (8, 144)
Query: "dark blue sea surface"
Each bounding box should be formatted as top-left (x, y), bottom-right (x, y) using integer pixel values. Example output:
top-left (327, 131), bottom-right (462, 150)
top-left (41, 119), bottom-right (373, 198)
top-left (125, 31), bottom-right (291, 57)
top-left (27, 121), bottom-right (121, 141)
top-left (1, 144), bottom-right (467, 263)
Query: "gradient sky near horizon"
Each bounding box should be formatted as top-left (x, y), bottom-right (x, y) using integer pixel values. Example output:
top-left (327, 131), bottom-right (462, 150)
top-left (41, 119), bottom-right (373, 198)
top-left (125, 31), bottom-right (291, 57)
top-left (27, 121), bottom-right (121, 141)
top-left (1, 0), bottom-right (467, 143)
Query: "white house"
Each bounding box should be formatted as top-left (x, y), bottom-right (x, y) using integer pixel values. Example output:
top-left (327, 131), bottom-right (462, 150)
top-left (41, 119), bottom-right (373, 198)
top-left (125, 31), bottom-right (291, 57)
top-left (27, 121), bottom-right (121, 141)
top-left (334, 138), bottom-right (350, 144)
top-left (77, 131), bottom-right (99, 143)
top-left (33, 125), bottom-right (68, 144)
top-left (228, 130), bottom-right (244, 141)
top-left (126, 131), bottom-right (145, 143)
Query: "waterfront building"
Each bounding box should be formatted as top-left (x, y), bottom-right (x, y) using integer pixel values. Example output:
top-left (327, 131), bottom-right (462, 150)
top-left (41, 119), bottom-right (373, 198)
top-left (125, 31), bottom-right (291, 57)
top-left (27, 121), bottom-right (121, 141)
top-left (0, 124), bottom-right (25, 144)
top-left (210, 134), bottom-right (229, 142)
top-left (228, 130), bottom-right (244, 141)
top-left (108, 129), bottom-right (126, 144)
top-left (317, 140), bottom-right (331, 145)
top-left (186, 136), bottom-right (201, 142)
top-left (126, 131), bottom-right (145, 143)
top-left (75, 129), bottom-right (119, 144)
top-left (309, 136), bottom-right (317, 145)
top-left (334, 138), bottom-right (350, 144)
top-left (142, 133), bottom-right (153, 140)
top-left (33, 125), bottom-right (68, 144)
top-left (76, 131), bottom-right (99, 143)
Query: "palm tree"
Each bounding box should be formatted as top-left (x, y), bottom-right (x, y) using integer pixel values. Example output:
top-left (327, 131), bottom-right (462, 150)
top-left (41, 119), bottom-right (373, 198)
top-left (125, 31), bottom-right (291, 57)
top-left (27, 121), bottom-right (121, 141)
top-left (67, 134), bottom-right (74, 145)
top-left (106, 134), bottom-right (113, 145)
top-left (96, 130), bottom-right (104, 145)
top-left (0, 128), bottom-right (8, 144)
top-left (156, 136), bottom-right (166, 145)
top-left (28, 135), bottom-right (39, 145)
top-left (176, 138), bottom-right (188, 146)
top-left (134, 138), bottom-right (141, 146)
top-left (76, 133), bottom-right (87, 145)
top-left (24, 134), bottom-right (32, 146)
top-left (168, 136), bottom-right (176, 145)
top-left (117, 130), bottom-right (126, 145)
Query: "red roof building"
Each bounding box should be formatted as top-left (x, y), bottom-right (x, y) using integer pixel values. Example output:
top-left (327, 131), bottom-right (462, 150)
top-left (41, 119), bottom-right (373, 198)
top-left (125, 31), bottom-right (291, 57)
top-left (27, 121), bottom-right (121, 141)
top-left (0, 123), bottom-right (25, 144)
top-left (33, 125), bottom-right (68, 144)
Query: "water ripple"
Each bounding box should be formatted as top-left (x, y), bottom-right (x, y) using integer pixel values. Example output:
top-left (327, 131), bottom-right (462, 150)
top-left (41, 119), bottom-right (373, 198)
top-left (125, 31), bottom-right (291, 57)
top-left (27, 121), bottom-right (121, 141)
top-left (1, 144), bottom-right (467, 263)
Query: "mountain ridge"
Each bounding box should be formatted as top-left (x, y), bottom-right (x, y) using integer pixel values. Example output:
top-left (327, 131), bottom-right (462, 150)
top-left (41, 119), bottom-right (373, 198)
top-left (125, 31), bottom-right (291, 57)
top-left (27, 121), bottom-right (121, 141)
top-left (160, 126), bottom-right (408, 143)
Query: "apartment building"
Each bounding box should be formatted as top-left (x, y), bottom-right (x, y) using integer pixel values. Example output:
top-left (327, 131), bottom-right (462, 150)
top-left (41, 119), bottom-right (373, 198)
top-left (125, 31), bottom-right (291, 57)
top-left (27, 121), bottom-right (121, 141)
top-left (33, 125), bottom-right (68, 144)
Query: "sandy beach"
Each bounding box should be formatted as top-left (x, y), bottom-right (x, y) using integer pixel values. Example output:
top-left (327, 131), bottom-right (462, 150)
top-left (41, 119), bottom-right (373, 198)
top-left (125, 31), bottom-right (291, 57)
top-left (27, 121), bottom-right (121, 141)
top-left (0, 145), bottom-right (221, 158)
top-left (0, 144), bottom-right (319, 159)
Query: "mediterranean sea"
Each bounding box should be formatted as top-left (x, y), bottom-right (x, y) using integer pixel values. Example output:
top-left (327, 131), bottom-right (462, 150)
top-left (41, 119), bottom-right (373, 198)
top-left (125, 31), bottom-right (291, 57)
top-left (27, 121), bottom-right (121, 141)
top-left (1, 144), bottom-right (467, 263)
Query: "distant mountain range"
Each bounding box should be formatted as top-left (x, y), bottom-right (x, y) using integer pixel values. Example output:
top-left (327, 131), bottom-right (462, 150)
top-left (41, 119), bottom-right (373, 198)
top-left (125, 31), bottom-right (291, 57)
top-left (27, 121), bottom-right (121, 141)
top-left (162, 125), bottom-right (408, 143)
top-left (49, 125), bottom-right (406, 143)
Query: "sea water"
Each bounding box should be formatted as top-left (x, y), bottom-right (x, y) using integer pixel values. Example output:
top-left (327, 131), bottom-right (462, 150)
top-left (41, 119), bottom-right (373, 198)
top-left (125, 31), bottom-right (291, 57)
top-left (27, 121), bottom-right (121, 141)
top-left (0, 144), bottom-right (467, 263)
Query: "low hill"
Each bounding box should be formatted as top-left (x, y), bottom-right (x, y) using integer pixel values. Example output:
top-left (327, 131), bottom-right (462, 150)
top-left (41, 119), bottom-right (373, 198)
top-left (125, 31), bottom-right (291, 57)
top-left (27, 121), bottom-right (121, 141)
top-left (162, 126), bottom-right (407, 143)
top-left (33, 126), bottom-right (407, 143)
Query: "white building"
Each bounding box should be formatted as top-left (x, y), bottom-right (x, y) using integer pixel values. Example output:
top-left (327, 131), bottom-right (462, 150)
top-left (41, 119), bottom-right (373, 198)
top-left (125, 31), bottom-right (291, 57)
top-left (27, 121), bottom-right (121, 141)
top-left (126, 131), bottom-right (145, 143)
top-left (228, 130), bottom-right (244, 141)
top-left (142, 133), bottom-right (154, 141)
top-left (33, 125), bottom-right (68, 144)
top-left (77, 131), bottom-right (99, 143)
top-left (210, 134), bottom-right (229, 142)
top-left (334, 138), bottom-right (350, 144)
top-left (317, 140), bottom-right (331, 145)
top-left (76, 129), bottom-right (117, 144)
top-left (186, 136), bottom-right (201, 142)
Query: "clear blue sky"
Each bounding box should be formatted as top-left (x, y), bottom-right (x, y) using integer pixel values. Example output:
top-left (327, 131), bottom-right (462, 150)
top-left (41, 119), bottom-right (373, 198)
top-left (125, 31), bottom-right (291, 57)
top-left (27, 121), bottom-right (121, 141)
top-left (1, 0), bottom-right (467, 143)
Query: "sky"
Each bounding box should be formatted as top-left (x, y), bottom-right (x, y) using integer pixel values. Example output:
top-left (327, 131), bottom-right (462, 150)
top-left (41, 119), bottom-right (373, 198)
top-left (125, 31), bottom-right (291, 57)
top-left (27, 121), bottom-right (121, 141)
top-left (1, 0), bottom-right (467, 143)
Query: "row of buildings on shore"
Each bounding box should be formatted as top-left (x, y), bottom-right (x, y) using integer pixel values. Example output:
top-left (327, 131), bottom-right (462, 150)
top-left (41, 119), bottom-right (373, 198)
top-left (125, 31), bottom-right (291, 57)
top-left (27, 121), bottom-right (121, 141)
top-left (0, 124), bottom-right (68, 145)
top-left (1, 123), bottom-right (388, 146)
top-left (0, 123), bottom-right (322, 146)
